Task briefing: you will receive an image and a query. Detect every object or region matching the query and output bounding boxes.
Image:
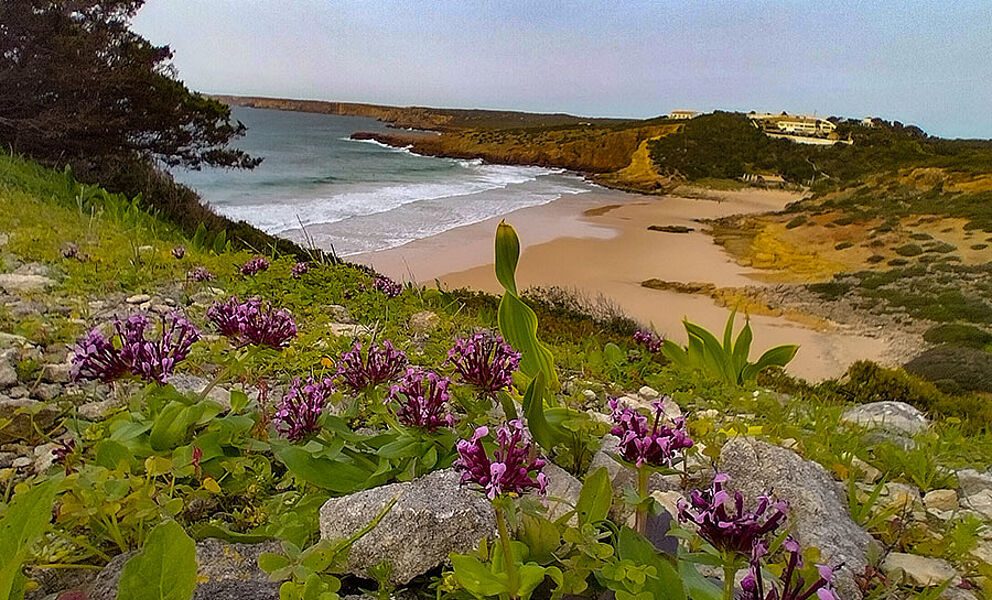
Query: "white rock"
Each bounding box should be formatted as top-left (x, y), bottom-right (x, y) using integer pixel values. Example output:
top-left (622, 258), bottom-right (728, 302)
top-left (327, 322), bottom-right (371, 338)
top-left (881, 552), bottom-right (960, 587)
top-left (637, 385), bottom-right (660, 400)
top-left (840, 401), bottom-right (928, 436)
top-left (0, 274), bottom-right (55, 293)
top-left (125, 294), bottom-right (151, 304)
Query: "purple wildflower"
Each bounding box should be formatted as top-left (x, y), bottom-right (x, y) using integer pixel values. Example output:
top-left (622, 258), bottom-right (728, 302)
top-left (677, 473), bottom-right (789, 556)
top-left (274, 376), bottom-right (334, 441)
top-left (240, 256), bottom-right (270, 276)
top-left (172, 246), bottom-right (186, 259)
top-left (52, 438), bottom-right (78, 474)
top-left (187, 266), bottom-right (214, 282)
top-left (608, 397), bottom-right (693, 468)
top-left (742, 538), bottom-right (841, 600)
top-left (291, 261), bottom-right (310, 279)
top-left (71, 313), bottom-right (199, 384)
top-left (372, 275), bottom-right (402, 298)
top-left (388, 368), bottom-right (455, 431)
top-left (454, 420), bottom-right (549, 499)
top-left (634, 329), bottom-right (663, 353)
top-left (446, 333), bottom-right (521, 396)
top-left (206, 297), bottom-right (297, 348)
top-left (336, 341), bottom-right (407, 392)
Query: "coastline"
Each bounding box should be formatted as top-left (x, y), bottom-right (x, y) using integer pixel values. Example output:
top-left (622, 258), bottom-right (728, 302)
top-left (355, 185), bottom-right (894, 381)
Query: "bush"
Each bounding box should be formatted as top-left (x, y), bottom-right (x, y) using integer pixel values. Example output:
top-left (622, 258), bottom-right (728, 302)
top-left (785, 215), bottom-right (807, 229)
top-left (923, 323), bottom-right (992, 349)
top-left (910, 232), bottom-right (934, 240)
top-left (866, 254), bottom-right (886, 264)
top-left (840, 361), bottom-right (992, 431)
top-left (808, 281), bottom-right (852, 300)
top-left (895, 243), bottom-right (924, 256)
top-left (834, 241), bottom-right (854, 250)
top-left (904, 346), bottom-right (992, 393)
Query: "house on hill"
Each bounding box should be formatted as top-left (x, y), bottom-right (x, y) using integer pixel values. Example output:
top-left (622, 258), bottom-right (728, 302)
top-left (669, 110), bottom-right (700, 120)
top-left (748, 112), bottom-right (843, 144)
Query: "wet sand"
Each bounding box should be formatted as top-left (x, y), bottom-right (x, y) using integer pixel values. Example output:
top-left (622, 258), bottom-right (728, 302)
top-left (354, 186), bottom-right (892, 381)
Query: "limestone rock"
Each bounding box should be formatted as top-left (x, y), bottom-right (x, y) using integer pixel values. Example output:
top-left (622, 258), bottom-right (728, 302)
top-left (169, 373), bottom-right (232, 409)
top-left (719, 437), bottom-right (872, 600)
top-left (840, 401), bottom-right (928, 437)
top-left (319, 468), bottom-right (495, 584)
top-left (542, 461), bottom-right (582, 523)
top-left (879, 482), bottom-right (922, 510)
top-left (880, 552), bottom-right (960, 587)
top-left (924, 489), bottom-right (959, 512)
top-left (0, 350), bottom-right (17, 387)
top-left (956, 469), bottom-right (992, 519)
top-left (85, 539), bottom-right (279, 600)
top-left (408, 310), bottom-right (439, 334)
top-left (325, 304), bottom-right (353, 323)
top-left (0, 396), bottom-right (59, 442)
top-left (327, 322), bottom-right (371, 338)
top-left (125, 293), bottom-right (151, 305)
top-left (0, 273), bottom-right (54, 293)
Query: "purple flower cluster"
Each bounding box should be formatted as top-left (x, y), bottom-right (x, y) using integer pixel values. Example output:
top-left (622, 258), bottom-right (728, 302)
top-left (172, 246), bottom-right (186, 259)
top-left (608, 397), bottom-right (693, 467)
top-left (677, 473), bottom-right (789, 556)
top-left (187, 266), bottom-right (214, 282)
top-left (71, 313), bottom-right (199, 384)
top-left (454, 420), bottom-right (548, 499)
top-left (291, 261), bottom-right (310, 279)
top-left (634, 329), bottom-right (663, 353)
top-left (240, 256), bottom-right (270, 276)
top-left (372, 275), bottom-right (402, 298)
top-left (336, 341), bottom-right (407, 392)
top-left (206, 297), bottom-right (297, 348)
top-left (446, 333), bottom-right (521, 396)
top-left (274, 376), bottom-right (335, 441)
top-left (389, 368), bottom-right (455, 431)
top-left (742, 538), bottom-right (840, 600)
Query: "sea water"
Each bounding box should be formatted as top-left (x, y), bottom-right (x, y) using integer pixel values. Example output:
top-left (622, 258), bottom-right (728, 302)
top-left (175, 106), bottom-right (593, 256)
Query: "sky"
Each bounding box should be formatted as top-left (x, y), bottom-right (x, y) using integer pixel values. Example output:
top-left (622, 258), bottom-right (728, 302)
top-left (133, 1), bottom-right (992, 139)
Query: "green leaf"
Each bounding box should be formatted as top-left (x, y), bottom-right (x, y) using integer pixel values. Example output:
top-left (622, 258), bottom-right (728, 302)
top-left (522, 373), bottom-right (565, 453)
top-left (0, 478), bottom-right (60, 600)
top-left (679, 559), bottom-right (722, 600)
top-left (519, 515), bottom-right (560, 564)
top-left (731, 319), bottom-right (753, 379)
top-left (95, 440), bottom-right (137, 470)
top-left (742, 344), bottom-right (799, 382)
top-left (274, 446), bottom-right (386, 493)
top-left (494, 221), bottom-right (559, 390)
top-left (212, 229), bottom-right (227, 255)
top-left (516, 563), bottom-right (551, 600)
top-left (575, 467), bottom-right (612, 526)
top-left (722, 307), bottom-right (737, 355)
top-left (149, 401), bottom-right (200, 451)
top-left (117, 520), bottom-right (197, 600)
top-left (603, 343), bottom-right (625, 366)
top-left (449, 554), bottom-right (509, 598)
top-left (616, 527), bottom-right (687, 600)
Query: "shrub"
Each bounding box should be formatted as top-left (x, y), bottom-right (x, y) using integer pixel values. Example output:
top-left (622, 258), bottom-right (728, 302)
top-left (971, 244), bottom-right (988, 250)
top-left (807, 281), bottom-right (852, 301)
top-left (785, 215), bottom-right (807, 229)
top-left (904, 346), bottom-right (992, 393)
top-left (910, 232), bottom-right (934, 240)
top-left (923, 323), bottom-right (992, 349)
top-left (834, 241), bottom-right (854, 250)
top-left (887, 258), bottom-right (909, 266)
top-left (866, 254), bottom-right (886, 264)
top-left (895, 243), bottom-right (924, 256)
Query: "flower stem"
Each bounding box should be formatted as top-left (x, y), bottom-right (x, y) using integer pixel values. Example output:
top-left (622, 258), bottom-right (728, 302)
top-left (494, 501), bottom-right (519, 599)
top-left (723, 562), bottom-right (737, 600)
top-left (635, 465), bottom-right (650, 534)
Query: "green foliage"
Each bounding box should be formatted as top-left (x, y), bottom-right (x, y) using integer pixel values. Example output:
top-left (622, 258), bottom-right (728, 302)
top-left (495, 221), bottom-right (559, 390)
top-left (660, 310), bottom-right (798, 386)
top-left (894, 243), bottom-right (923, 257)
top-left (904, 346), bottom-right (992, 393)
top-left (0, 478), bottom-right (60, 600)
top-left (117, 520), bottom-right (197, 600)
top-left (923, 323), bottom-right (992, 349)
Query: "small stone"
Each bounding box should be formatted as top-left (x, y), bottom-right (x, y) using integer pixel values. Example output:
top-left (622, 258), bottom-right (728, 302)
top-left (7, 386), bottom-right (28, 398)
top-left (637, 385), bottom-right (660, 400)
top-left (169, 373), bottom-right (232, 410)
top-left (0, 396), bottom-right (59, 442)
top-left (125, 293), bottom-right (151, 305)
top-left (840, 401), bottom-right (929, 437)
top-left (582, 389), bottom-right (597, 401)
top-left (542, 462), bottom-right (582, 523)
top-left (956, 469), bottom-right (992, 497)
top-left (880, 482), bottom-right (922, 510)
top-left (34, 383), bottom-right (62, 401)
top-left (151, 304), bottom-right (172, 315)
top-left (0, 352), bottom-right (16, 387)
top-left (33, 442), bottom-right (57, 473)
top-left (851, 456), bottom-right (882, 482)
top-left (78, 399), bottom-right (121, 420)
top-left (880, 552), bottom-right (961, 587)
top-left (408, 310), bottom-right (439, 334)
top-left (962, 489), bottom-right (992, 520)
top-left (42, 362), bottom-right (72, 384)
top-left (924, 489), bottom-right (959, 512)
top-left (11, 456), bottom-right (30, 468)
top-left (327, 322), bottom-right (371, 338)
top-left (0, 273), bottom-right (55, 293)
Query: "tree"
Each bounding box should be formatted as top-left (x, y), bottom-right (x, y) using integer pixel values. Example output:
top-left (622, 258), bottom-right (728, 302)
top-left (0, 0), bottom-right (259, 176)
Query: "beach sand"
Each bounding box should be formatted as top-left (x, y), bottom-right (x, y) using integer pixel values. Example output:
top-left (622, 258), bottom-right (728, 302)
top-left (354, 186), bottom-right (892, 381)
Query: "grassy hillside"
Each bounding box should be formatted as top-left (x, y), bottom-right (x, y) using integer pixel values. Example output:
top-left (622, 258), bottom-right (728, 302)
top-left (3, 152), bottom-right (992, 599)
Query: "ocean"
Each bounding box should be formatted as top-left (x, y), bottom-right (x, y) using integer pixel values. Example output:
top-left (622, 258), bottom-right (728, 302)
top-left (175, 106), bottom-right (594, 256)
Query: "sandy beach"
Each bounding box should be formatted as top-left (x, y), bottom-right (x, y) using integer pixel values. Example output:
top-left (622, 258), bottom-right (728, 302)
top-left (355, 185), bottom-right (893, 381)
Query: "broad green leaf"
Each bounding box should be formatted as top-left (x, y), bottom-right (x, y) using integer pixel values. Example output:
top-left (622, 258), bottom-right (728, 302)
top-left (522, 373), bottom-right (566, 452)
top-left (0, 478), bottom-right (60, 600)
top-left (616, 527), bottom-right (687, 600)
top-left (519, 514), bottom-right (560, 564)
top-left (516, 563), bottom-right (551, 600)
top-left (449, 554), bottom-right (509, 597)
top-left (742, 344), bottom-right (799, 382)
top-left (575, 467), bottom-right (612, 526)
top-left (274, 446), bottom-right (387, 493)
top-left (679, 559), bottom-right (722, 600)
top-left (603, 343), bottom-right (625, 366)
top-left (732, 320), bottom-right (753, 378)
top-left (722, 307), bottom-right (737, 354)
top-left (494, 221), bottom-right (559, 390)
top-left (212, 229), bottom-right (227, 255)
top-left (95, 440), bottom-right (137, 470)
top-left (659, 340), bottom-right (690, 368)
top-left (149, 401), bottom-right (200, 451)
top-left (117, 520), bottom-right (197, 600)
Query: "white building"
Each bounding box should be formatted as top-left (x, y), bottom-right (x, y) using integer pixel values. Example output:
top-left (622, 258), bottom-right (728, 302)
top-left (669, 110), bottom-right (700, 120)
